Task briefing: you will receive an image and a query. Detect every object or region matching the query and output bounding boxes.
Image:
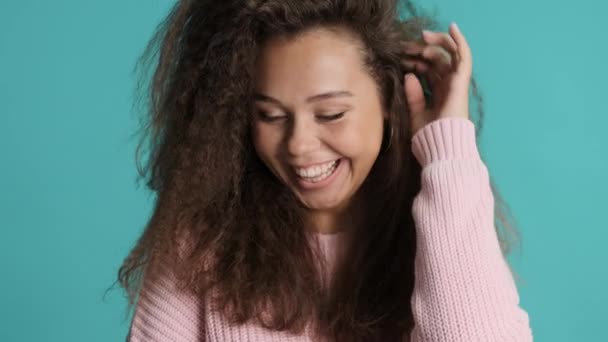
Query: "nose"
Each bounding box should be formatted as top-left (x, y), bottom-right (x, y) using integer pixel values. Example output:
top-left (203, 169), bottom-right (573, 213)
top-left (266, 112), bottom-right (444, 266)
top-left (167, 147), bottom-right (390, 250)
top-left (286, 116), bottom-right (320, 157)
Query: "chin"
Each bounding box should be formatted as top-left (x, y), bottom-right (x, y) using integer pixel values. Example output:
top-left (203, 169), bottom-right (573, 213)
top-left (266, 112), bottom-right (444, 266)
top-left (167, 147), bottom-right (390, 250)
top-left (296, 193), bottom-right (348, 211)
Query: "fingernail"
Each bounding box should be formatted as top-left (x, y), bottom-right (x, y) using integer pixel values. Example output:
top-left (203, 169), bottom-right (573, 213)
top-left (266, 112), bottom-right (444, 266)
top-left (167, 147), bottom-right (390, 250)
top-left (452, 22), bottom-right (459, 31)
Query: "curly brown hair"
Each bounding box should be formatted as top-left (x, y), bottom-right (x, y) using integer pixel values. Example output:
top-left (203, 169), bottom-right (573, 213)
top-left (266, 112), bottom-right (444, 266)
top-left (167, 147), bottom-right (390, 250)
top-left (114, 0), bottom-right (521, 340)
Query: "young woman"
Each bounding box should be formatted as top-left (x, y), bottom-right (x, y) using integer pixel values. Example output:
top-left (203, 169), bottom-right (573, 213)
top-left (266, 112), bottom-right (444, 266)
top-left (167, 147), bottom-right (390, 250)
top-left (118, 0), bottom-right (533, 340)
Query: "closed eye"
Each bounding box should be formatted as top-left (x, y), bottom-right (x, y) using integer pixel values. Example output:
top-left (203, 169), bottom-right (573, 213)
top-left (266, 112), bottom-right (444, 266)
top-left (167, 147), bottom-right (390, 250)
top-left (317, 112), bottom-right (345, 122)
top-left (256, 111), bottom-right (287, 123)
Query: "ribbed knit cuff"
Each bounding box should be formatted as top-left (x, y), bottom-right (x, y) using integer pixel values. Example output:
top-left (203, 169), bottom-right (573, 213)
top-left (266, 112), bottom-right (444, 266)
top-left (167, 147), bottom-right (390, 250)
top-left (411, 117), bottom-right (480, 166)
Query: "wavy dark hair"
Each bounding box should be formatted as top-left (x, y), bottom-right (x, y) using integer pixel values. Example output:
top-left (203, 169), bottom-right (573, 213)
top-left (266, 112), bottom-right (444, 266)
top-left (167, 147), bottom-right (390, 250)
top-left (114, 0), bottom-right (521, 340)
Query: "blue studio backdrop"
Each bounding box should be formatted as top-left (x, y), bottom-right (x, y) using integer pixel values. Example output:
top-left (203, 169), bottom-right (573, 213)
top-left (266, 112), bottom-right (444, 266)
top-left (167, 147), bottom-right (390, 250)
top-left (1, 0), bottom-right (606, 341)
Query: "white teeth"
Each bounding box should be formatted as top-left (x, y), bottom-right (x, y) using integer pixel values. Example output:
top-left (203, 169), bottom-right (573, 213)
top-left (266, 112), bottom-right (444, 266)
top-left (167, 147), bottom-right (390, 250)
top-left (294, 160), bottom-right (339, 181)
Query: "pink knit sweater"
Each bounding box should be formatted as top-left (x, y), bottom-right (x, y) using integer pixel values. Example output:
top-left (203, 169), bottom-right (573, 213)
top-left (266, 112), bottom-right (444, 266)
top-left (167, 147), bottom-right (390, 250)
top-left (126, 117), bottom-right (533, 341)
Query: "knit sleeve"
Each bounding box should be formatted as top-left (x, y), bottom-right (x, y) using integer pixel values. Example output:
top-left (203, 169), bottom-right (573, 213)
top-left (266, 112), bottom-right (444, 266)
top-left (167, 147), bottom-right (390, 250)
top-left (127, 255), bottom-right (204, 341)
top-left (406, 117), bottom-right (533, 342)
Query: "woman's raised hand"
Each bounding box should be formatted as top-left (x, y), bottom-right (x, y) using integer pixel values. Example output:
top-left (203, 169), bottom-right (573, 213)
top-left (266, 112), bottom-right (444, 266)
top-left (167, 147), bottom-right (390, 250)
top-left (401, 22), bottom-right (473, 138)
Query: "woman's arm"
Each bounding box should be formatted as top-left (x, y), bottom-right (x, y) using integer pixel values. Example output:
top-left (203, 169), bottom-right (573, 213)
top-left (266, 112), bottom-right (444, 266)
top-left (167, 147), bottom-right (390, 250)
top-left (127, 258), bottom-right (204, 341)
top-left (407, 117), bottom-right (533, 341)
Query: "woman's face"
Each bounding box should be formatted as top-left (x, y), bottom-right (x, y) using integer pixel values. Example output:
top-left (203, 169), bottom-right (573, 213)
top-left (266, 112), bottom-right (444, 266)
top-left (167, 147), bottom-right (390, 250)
top-left (251, 27), bottom-right (386, 212)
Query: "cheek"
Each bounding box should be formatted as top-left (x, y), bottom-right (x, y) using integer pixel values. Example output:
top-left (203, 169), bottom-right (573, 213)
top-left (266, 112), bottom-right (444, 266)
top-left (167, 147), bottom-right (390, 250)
top-left (330, 119), bottom-right (383, 156)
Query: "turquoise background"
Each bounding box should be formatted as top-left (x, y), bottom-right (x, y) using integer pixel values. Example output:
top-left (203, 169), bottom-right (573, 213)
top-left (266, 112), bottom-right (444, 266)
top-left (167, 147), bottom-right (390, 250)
top-left (1, 0), bottom-right (606, 341)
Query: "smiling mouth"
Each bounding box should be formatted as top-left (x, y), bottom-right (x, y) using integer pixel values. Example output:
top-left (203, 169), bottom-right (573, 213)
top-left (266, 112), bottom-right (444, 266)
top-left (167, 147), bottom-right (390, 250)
top-left (293, 159), bottom-right (341, 183)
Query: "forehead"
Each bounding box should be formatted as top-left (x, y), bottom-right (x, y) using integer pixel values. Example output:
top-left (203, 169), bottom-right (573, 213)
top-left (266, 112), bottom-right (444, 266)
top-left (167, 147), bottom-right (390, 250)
top-left (255, 27), bottom-right (369, 93)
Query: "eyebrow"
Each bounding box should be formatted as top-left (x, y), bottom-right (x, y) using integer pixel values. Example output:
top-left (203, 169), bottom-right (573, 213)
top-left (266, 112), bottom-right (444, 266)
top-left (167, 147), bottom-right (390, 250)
top-left (253, 91), bottom-right (354, 105)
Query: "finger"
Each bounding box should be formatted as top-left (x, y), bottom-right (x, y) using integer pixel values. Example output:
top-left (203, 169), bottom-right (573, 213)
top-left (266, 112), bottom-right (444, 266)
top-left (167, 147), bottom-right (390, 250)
top-left (401, 41), bottom-right (425, 57)
top-left (404, 73), bottom-right (426, 115)
top-left (421, 30), bottom-right (458, 56)
top-left (449, 22), bottom-right (472, 75)
top-left (421, 46), bottom-right (453, 74)
top-left (401, 58), bottom-right (431, 73)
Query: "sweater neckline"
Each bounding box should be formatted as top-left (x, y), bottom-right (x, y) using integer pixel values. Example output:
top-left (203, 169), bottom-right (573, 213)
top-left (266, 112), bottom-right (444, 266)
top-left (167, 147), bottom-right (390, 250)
top-left (313, 230), bottom-right (347, 244)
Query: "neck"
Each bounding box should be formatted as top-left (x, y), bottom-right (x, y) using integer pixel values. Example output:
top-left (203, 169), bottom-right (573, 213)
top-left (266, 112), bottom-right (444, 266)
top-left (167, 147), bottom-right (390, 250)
top-left (305, 192), bottom-right (364, 235)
